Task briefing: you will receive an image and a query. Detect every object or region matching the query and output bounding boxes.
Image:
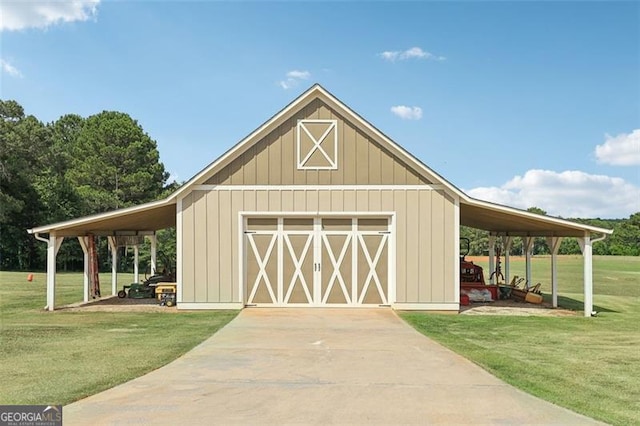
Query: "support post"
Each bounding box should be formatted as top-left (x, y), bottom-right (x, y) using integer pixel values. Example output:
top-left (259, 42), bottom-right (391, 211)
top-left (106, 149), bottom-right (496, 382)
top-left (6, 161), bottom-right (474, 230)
top-left (78, 236), bottom-right (90, 303)
top-left (108, 236), bottom-right (118, 295)
top-left (502, 236), bottom-right (513, 285)
top-left (134, 245), bottom-right (140, 283)
top-left (488, 234), bottom-right (496, 284)
top-left (579, 235), bottom-right (593, 317)
top-left (546, 237), bottom-right (563, 308)
top-left (42, 234), bottom-right (64, 311)
top-left (46, 236), bottom-right (57, 311)
top-left (524, 237), bottom-right (533, 287)
top-left (149, 234), bottom-right (157, 275)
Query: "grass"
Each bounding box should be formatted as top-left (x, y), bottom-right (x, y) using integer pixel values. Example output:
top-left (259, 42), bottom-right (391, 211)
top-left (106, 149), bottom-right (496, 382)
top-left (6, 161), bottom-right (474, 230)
top-left (401, 255), bottom-right (640, 426)
top-left (0, 271), bottom-right (238, 405)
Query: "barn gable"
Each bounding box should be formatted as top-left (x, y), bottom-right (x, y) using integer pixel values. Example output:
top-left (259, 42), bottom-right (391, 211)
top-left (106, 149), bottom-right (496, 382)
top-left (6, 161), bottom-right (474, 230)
top-left (203, 98), bottom-right (432, 186)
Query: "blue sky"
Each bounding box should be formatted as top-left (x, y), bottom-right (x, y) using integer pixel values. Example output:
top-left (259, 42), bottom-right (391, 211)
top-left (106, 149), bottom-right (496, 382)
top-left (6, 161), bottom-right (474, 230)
top-left (1, 0), bottom-right (638, 219)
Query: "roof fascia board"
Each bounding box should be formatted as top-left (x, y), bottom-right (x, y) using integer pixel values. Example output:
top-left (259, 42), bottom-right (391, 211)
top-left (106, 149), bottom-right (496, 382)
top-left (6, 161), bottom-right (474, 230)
top-left (169, 84), bottom-right (324, 201)
top-left (463, 197), bottom-right (614, 235)
top-left (28, 197), bottom-right (176, 235)
top-left (168, 84), bottom-right (468, 201)
top-left (312, 87), bottom-right (466, 199)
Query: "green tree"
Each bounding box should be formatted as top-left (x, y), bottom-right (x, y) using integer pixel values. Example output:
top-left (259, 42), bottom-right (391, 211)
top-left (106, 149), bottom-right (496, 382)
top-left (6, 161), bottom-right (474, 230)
top-left (0, 100), bottom-right (49, 269)
top-left (608, 213), bottom-right (640, 255)
top-left (67, 111), bottom-right (169, 215)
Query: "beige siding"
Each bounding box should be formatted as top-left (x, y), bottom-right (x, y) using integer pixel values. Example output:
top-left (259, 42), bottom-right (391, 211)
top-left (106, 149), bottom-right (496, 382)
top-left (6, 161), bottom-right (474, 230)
top-left (179, 188), bottom-right (456, 305)
top-left (181, 193), bottom-right (195, 303)
top-left (204, 99), bottom-right (431, 186)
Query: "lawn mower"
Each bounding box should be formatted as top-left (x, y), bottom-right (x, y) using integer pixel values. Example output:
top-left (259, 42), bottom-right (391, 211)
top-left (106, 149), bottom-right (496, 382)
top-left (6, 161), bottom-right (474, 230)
top-left (117, 252), bottom-right (175, 300)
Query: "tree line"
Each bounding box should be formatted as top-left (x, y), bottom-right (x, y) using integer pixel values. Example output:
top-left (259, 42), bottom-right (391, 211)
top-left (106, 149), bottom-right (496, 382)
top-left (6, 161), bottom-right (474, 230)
top-left (1, 99), bottom-right (638, 272)
top-left (0, 99), bottom-right (175, 272)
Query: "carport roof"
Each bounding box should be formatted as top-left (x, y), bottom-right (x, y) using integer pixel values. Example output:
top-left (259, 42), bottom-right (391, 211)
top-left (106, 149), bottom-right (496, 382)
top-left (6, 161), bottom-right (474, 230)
top-left (28, 199), bottom-right (176, 238)
top-left (460, 198), bottom-right (612, 237)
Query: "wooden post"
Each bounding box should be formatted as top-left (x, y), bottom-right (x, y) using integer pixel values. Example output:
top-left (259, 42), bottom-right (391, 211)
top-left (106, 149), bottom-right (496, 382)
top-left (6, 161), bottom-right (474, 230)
top-left (546, 237), bottom-right (563, 308)
top-left (502, 236), bottom-right (513, 285)
top-left (107, 236), bottom-right (118, 295)
top-left (488, 235), bottom-right (496, 284)
top-left (78, 236), bottom-right (90, 302)
top-left (524, 237), bottom-right (533, 288)
top-left (88, 234), bottom-right (101, 298)
top-left (134, 245), bottom-right (140, 283)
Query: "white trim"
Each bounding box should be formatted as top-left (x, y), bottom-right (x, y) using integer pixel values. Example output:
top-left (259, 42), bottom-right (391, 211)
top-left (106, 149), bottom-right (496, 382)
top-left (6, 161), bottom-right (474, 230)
top-left (176, 197), bottom-right (183, 303)
top-left (389, 213), bottom-right (397, 306)
top-left (240, 211), bottom-right (396, 218)
top-left (246, 303), bottom-right (390, 308)
top-left (297, 119), bottom-right (338, 170)
top-left (46, 234), bottom-right (57, 311)
top-left (582, 234), bottom-right (593, 318)
top-left (193, 184), bottom-right (443, 191)
top-left (177, 303), bottom-right (243, 310)
top-left (238, 213), bottom-right (245, 305)
top-left (392, 303), bottom-right (460, 311)
top-left (453, 197), bottom-right (460, 303)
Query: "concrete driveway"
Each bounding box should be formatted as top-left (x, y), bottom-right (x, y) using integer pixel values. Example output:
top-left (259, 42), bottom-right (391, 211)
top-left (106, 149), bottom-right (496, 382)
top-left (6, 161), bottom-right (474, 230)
top-left (64, 309), bottom-right (602, 425)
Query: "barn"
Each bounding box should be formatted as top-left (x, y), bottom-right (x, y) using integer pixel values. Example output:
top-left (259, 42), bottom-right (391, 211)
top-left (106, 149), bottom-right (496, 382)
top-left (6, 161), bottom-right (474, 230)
top-left (29, 84), bottom-right (612, 316)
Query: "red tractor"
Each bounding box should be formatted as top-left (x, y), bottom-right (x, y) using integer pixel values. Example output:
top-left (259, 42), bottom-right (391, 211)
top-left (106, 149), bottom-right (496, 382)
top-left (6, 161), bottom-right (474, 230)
top-left (460, 238), bottom-right (485, 285)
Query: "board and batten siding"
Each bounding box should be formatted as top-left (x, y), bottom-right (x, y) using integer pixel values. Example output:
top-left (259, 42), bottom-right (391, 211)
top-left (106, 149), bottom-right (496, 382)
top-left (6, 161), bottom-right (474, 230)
top-left (179, 188), bottom-right (456, 306)
top-left (203, 99), bottom-right (432, 187)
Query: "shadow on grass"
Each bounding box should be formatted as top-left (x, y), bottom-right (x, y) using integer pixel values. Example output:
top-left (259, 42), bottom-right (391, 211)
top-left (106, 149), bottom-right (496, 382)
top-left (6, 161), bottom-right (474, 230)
top-left (551, 294), bottom-right (618, 313)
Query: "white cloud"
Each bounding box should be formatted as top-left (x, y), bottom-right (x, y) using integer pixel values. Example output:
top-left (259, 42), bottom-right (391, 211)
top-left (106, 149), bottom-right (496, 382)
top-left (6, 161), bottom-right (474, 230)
top-left (391, 105), bottom-right (423, 120)
top-left (0, 0), bottom-right (100, 31)
top-left (466, 169), bottom-right (640, 218)
top-left (595, 129), bottom-right (640, 166)
top-left (0, 59), bottom-right (23, 78)
top-left (278, 69), bottom-right (311, 89)
top-left (286, 70), bottom-right (310, 80)
top-left (379, 47), bottom-right (445, 62)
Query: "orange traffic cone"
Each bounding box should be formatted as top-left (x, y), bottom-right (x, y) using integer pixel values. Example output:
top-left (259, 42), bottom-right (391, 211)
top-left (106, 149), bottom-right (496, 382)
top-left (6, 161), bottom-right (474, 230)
top-left (27, 274), bottom-right (33, 282)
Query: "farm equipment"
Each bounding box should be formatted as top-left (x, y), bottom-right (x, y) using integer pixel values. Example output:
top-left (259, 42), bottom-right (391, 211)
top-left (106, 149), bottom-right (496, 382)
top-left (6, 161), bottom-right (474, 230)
top-left (117, 252), bottom-right (175, 300)
top-left (460, 238), bottom-right (498, 302)
top-left (155, 284), bottom-right (177, 307)
top-left (460, 238), bottom-right (485, 285)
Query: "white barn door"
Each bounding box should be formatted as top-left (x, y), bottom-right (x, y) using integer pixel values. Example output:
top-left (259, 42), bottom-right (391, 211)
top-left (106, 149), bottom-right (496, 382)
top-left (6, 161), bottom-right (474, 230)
top-left (245, 217), bottom-right (390, 307)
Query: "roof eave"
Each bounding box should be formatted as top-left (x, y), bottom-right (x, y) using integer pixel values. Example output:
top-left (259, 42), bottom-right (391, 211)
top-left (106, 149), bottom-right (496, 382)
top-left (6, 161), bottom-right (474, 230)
top-left (462, 196), bottom-right (614, 236)
top-left (27, 197), bottom-right (176, 235)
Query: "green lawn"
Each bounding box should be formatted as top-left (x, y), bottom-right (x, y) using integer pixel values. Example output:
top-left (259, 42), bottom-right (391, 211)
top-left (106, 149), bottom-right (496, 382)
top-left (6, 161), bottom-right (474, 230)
top-left (0, 271), bottom-right (238, 405)
top-left (401, 255), bottom-right (640, 426)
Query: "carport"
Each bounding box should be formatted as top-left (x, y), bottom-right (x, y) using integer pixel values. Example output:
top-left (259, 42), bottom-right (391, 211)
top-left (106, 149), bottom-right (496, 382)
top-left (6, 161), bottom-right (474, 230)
top-left (28, 198), bottom-right (176, 311)
top-left (460, 198), bottom-right (612, 316)
top-left (28, 192), bottom-right (612, 317)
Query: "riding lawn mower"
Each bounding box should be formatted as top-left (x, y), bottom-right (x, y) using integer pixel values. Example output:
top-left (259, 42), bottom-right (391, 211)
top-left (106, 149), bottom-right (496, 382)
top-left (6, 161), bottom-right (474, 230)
top-left (117, 252), bottom-right (176, 306)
